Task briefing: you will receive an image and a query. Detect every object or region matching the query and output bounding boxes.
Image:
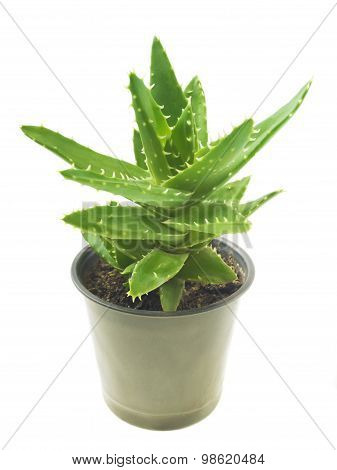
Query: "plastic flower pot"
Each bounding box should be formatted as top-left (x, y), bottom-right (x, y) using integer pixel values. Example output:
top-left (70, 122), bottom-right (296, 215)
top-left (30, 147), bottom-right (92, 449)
top-left (71, 238), bottom-right (254, 430)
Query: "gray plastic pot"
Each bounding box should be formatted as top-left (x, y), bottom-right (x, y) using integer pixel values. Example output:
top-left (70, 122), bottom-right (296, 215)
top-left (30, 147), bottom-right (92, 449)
top-left (71, 238), bottom-right (254, 430)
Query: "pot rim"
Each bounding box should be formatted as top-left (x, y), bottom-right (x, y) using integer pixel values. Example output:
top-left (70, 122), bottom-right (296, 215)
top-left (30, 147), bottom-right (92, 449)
top-left (71, 237), bottom-right (255, 318)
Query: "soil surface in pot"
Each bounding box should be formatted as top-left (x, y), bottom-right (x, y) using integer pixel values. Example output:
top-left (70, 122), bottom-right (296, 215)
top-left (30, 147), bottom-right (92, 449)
top-left (83, 241), bottom-right (244, 311)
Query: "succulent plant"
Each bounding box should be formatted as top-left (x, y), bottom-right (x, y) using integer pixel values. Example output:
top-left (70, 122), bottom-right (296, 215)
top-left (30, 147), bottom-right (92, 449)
top-left (22, 37), bottom-right (311, 311)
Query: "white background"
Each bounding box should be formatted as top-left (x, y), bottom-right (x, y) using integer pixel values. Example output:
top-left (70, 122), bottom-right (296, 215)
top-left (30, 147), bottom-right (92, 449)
top-left (1, 0), bottom-right (336, 468)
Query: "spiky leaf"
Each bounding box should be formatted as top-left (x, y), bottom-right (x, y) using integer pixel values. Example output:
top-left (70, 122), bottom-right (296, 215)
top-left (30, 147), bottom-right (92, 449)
top-left (150, 37), bottom-right (187, 126)
top-left (82, 232), bottom-right (119, 268)
top-left (179, 246), bottom-right (237, 284)
top-left (128, 249), bottom-right (188, 299)
top-left (193, 135), bottom-right (224, 160)
top-left (129, 73), bottom-right (171, 183)
top-left (115, 247), bottom-right (135, 269)
top-left (21, 126), bottom-right (149, 180)
top-left (133, 129), bottom-right (147, 170)
top-left (221, 81), bottom-right (312, 182)
top-left (205, 176), bottom-right (251, 204)
top-left (122, 262), bottom-right (137, 274)
top-left (159, 277), bottom-right (185, 311)
top-left (239, 190), bottom-right (282, 217)
top-left (164, 120), bottom-right (253, 200)
top-left (165, 203), bottom-right (250, 235)
top-left (63, 204), bottom-right (187, 241)
top-left (114, 239), bottom-right (155, 260)
top-left (185, 76), bottom-right (208, 147)
top-left (21, 38), bottom-right (312, 313)
top-left (129, 74), bottom-right (171, 144)
top-left (187, 82), bottom-right (311, 192)
top-left (183, 230), bottom-right (215, 248)
top-left (247, 81), bottom-right (311, 159)
top-left (170, 102), bottom-right (195, 167)
top-left (61, 169), bottom-right (192, 207)
top-left (194, 145), bottom-right (210, 159)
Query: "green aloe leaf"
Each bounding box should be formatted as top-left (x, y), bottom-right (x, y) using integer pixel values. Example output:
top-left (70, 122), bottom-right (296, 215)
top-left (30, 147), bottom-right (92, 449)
top-left (21, 126), bottom-right (149, 180)
top-left (61, 169), bottom-right (192, 207)
top-left (21, 37), bottom-right (312, 314)
top-left (122, 262), bottom-right (137, 275)
top-left (82, 231), bottom-right (119, 268)
top-left (185, 76), bottom-right (208, 148)
top-left (222, 81), bottom-right (312, 181)
top-left (128, 249), bottom-right (188, 299)
top-left (129, 73), bottom-right (171, 144)
top-left (161, 230), bottom-right (215, 253)
top-left (205, 176), bottom-right (251, 204)
top-left (114, 239), bottom-right (155, 260)
top-left (115, 246), bottom-right (135, 270)
top-left (164, 203), bottom-right (250, 235)
top-left (189, 82), bottom-right (311, 193)
top-left (239, 190), bottom-right (282, 217)
top-left (170, 102), bottom-right (195, 167)
top-left (183, 230), bottom-right (215, 248)
top-left (194, 145), bottom-right (211, 159)
top-left (133, 129), bottom-right (147, 170)
top-left (246, 81), bottom-right (311, 159)
top-left (150, 37), bottom-right (187, 126)
top-left (179, 246), bottom-right (237, 284)
top-left (63, 204), bottom-right (187, 241)
top-left (129, 73), bottom-right (171, 183)
top-left (164, 120), bottom-right (253, 200)
top-left (159, 277), bottom-right (185, 311)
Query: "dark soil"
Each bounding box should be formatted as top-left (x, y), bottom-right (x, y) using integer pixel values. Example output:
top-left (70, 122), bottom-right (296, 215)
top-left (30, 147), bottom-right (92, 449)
top-left (83, 241), bottom-right (244, 311)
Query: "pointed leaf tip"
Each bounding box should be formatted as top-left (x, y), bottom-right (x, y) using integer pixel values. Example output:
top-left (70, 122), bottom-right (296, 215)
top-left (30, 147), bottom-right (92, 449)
top-left (239, 189), bottom-right (283, 217)
top-left (152, 36), bottom-right (161, 45)
top-left (150, 38), bottom-right (187, 126)
top-left (129, 249), bottom-right (188, 298)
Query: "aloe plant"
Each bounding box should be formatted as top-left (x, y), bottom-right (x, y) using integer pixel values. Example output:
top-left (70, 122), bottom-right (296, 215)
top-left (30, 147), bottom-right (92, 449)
top-left (22, 37), bottom-right (311, 311)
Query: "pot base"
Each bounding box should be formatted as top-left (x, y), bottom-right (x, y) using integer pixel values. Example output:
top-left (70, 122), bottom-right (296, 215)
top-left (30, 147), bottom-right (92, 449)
top-left (103, 392), bottom-right (221, 431)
